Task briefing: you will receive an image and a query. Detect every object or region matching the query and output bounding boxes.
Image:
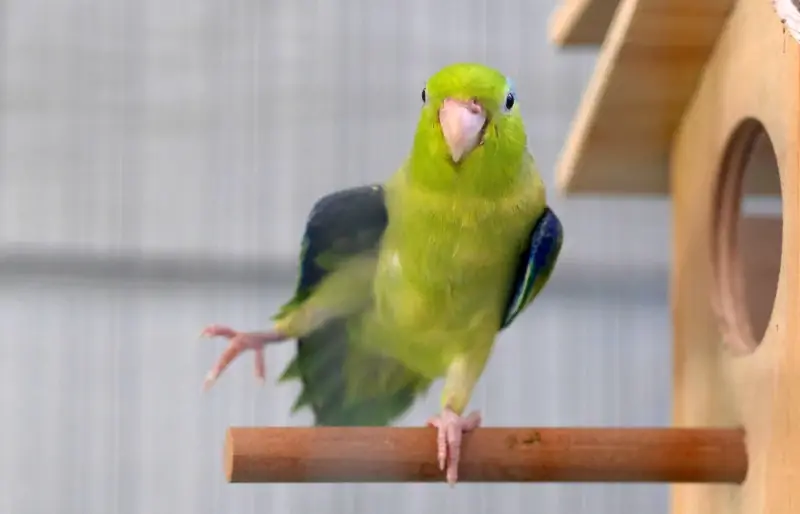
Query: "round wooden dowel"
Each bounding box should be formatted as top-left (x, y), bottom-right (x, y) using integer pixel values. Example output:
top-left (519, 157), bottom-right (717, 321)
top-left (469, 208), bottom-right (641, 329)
top-left (223, 426), bottom-right (747, 483)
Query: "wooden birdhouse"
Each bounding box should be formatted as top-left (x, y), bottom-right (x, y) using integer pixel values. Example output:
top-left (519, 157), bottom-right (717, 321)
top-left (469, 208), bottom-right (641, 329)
top-left (549, 0), bottom-right (798, 512)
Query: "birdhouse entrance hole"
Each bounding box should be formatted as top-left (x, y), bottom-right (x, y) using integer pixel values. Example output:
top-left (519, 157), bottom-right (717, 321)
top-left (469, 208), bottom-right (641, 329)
top-left (711, 118), bottom-right (783, 354)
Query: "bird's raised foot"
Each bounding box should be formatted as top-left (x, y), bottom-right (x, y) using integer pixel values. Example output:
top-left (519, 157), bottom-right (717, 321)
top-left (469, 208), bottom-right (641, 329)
top-left (426, 408), bottom-right (482, 486)
top-left (200, 324), bottom-right (287, 389)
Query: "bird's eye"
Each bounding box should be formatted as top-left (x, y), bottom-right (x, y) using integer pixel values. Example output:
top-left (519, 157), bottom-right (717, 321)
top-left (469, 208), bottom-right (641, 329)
top-left (504, 92), bottom-right (515, 111)
top-left (421, 87), bottom-right (427, 104)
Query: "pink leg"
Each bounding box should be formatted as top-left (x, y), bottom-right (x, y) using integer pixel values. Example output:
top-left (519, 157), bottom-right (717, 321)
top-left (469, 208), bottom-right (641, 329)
top-left (426, 408), bottom-right (482, 486)
top-left (200, 324), bottom-right (287, 389)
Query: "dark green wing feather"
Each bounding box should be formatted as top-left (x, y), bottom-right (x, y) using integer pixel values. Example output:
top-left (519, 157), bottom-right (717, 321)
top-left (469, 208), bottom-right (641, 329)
top-left (277, 185), bottom-right (432, 426)
top-left (500, 206), bottom-right (563, 329)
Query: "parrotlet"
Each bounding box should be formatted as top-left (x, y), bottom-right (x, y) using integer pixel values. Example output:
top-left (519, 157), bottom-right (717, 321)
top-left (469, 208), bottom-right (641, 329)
top-left (201, 62), bottom-right (563, 485)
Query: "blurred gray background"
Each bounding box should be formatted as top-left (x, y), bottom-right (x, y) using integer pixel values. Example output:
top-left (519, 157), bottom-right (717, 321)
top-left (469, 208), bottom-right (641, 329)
top-left (0, 0), bottom-right (673, 512)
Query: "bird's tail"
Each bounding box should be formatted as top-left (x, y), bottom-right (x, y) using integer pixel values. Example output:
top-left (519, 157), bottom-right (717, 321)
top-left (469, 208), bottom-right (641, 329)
top-left (278, 312), bottom-right (432, 426)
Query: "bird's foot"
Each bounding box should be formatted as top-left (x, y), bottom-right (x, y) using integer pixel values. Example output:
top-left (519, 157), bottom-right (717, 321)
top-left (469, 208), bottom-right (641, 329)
top-left (426, 408), bottom-right (482, 486)
top-left (200, 324), bottom-right (287, 390)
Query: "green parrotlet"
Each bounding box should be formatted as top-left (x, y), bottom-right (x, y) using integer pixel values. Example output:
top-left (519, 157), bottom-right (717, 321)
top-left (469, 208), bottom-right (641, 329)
top-left (201, 62), bottom-right (563, 485)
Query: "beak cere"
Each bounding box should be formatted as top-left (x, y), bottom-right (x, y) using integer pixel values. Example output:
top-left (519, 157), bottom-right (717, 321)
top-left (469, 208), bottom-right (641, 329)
top-left (438, 98), bottom-right (487, 163)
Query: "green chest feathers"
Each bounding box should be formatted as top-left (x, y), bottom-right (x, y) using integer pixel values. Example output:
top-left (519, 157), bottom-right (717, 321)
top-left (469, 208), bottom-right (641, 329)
top-left (371, 193), bottom-right (538, 337)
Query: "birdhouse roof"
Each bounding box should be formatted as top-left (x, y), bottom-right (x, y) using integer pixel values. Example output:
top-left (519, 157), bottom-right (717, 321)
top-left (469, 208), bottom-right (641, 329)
top-left (548, 0), bottom-right (737, 195)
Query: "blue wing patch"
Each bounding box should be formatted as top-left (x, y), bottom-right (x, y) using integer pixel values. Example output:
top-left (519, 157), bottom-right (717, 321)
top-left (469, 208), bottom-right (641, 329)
top-left (500, 207), bottom-right (563, 330)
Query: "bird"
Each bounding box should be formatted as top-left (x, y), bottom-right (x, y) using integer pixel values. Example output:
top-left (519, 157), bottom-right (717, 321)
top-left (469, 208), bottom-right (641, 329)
top-left (200, 62), bottom-right (563, 486)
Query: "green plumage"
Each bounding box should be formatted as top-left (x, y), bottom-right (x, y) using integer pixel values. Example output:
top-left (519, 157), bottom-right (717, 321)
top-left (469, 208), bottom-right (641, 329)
top-left (274, 63), bottom-right (563, 426)
top-left (277, 186), bottom-right (432, 426)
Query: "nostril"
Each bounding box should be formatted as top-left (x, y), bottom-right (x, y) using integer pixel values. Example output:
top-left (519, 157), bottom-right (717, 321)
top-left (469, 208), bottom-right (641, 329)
top-left (466, 98), bottom-right (482, 114)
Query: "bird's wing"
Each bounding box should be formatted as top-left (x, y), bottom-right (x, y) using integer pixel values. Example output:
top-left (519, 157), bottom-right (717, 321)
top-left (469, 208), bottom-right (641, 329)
top-left (500, 206), bottom-right (564, 330)
top-left (277, 184), bottom-right (431, 426)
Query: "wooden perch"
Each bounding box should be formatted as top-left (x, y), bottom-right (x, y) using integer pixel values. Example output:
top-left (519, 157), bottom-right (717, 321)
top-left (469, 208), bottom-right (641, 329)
top-left (224, 426), bottom-right (747, 483)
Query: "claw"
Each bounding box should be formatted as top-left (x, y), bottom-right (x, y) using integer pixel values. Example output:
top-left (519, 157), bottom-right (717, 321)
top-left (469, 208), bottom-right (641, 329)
top-left (254, 347), bottom-right (266, 383)
top-left (200, 324), bottom-right (287, 389)
top-left (203, 371), bottom-right (218, 390)
top-left (200, 324), bottom-right (237, 339)
top-left (426, 409), bottom-right (481, 486)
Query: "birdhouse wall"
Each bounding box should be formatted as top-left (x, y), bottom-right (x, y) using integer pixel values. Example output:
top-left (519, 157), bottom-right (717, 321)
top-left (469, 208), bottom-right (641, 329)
top-left (669, 0), bottom-right (800, 513)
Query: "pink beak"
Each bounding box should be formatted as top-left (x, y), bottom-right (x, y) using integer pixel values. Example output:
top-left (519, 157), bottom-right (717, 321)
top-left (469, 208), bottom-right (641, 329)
top-left (438, 98), bottom-right (486, 163)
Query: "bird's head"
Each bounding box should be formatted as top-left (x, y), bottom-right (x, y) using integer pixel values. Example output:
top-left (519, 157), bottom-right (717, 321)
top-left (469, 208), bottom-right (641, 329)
top-left (409, 63), bottom-right (527, 194)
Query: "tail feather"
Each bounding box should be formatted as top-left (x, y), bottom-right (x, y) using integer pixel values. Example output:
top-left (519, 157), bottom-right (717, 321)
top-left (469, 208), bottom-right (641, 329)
top-left (280, 316), bottom-right (431, 426)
